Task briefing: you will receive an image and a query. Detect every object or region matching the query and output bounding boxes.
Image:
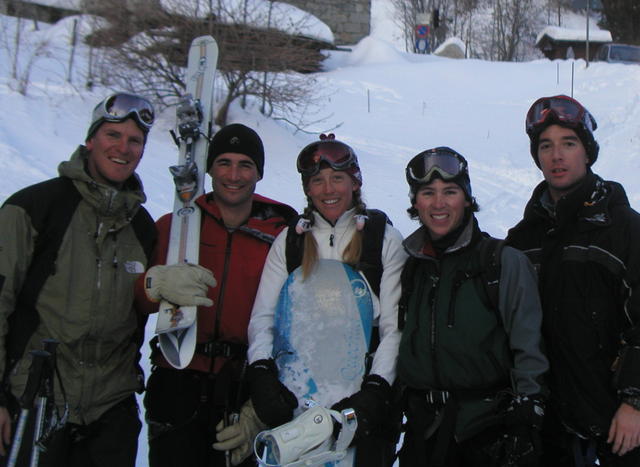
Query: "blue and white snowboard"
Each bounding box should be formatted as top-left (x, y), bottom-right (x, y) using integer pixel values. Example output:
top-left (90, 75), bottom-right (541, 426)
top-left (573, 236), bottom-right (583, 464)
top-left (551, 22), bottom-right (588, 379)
top-left (272, 259), bottom-right (374, 466)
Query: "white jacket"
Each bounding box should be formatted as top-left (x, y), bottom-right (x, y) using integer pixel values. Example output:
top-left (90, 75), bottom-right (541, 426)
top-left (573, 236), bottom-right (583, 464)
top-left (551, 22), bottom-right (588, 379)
top-left (248, 208), bottom-right (407, 385)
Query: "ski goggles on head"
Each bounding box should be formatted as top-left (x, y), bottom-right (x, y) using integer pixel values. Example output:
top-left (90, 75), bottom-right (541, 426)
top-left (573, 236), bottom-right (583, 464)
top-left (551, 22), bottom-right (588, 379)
top-left (525, 95), bottom-right (597, 135)
top-left (296, 135), bottom-right (359, 177)
top-left (405, 147), bottom-right (468, 185)
top-left (92, 93), bottom-right (155, 131)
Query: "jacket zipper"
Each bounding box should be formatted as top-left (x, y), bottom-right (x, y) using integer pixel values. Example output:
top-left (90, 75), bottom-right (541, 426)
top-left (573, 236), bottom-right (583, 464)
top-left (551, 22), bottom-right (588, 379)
top-left (212, 232), bottom-right (234, 345)
top-left (429, 272), bottom-right (443, 388)
top-left (95, 221), bottom-right (104, 289)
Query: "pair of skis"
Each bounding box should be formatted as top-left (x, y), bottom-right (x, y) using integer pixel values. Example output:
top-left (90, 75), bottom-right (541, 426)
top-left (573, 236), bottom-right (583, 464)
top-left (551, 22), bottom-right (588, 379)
top-left (155, 35), bottom-right (219, 369)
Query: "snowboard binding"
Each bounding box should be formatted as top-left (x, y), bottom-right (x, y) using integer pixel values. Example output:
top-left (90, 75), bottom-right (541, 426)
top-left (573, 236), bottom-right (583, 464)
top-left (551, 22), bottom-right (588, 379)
top-left (254, 400), bottom-right (357, 467)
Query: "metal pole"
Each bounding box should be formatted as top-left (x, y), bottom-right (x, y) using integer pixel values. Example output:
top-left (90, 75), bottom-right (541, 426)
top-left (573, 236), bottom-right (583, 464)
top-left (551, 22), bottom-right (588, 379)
top-left (585, 0), bottom-right (590, 67)
top-left (7, 351), bottom-right (51, 467)
top-left (571, 62), bottom-right (575, 97)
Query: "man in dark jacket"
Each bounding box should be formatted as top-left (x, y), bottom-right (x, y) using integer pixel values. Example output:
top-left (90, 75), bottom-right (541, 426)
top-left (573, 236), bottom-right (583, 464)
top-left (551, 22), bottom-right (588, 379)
top-left (136, 123), bottom-right (296, 467)
top-left (507, 95), bottom-right (640, 466)
top-left (0, 93), bottom-right (157, 466)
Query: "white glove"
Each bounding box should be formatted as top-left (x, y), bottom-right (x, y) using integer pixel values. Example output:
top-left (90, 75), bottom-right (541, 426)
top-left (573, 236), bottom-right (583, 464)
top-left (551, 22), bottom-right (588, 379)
top-left (212, 399), bottom-right (267, 465)
top-left (144, 263), bottom-right (216, 307)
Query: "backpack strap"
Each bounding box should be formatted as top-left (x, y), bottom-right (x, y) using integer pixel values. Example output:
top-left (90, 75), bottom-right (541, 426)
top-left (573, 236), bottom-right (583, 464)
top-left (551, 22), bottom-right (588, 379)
top-left (285, 215), bottom-right (304, 275)
top-left (131, 207), bottom-right (157, 263)
top-left (398, 256), bottom-right (419, 331)
top-left (357, 209), bottom-right (389, 298)
top-left (474, 235), bottom-right (504, 313)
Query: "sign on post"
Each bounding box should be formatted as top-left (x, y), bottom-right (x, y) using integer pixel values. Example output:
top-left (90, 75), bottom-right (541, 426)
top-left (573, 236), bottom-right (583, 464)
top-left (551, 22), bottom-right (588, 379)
top-left (415, 24), bottom-right (430, 54)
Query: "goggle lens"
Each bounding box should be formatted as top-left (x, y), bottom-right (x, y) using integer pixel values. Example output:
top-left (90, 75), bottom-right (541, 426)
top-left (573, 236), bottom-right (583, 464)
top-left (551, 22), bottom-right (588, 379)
top-left (526, 96), bottom-right (596, 134)
top-left (98, 93), bottom-right (155, 129)
top-left (406, 150), bottom-right (466, 184)
top-left (297, 141), bottom-right (356, 176)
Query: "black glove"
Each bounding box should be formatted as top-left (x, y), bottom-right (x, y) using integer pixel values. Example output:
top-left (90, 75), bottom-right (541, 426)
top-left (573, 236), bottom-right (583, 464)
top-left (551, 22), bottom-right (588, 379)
top-left (331, 374), bottom-right (392, 441)
top-left (503, 394), bottom-right (545, 431)
top-left (247, 359), bottom-right (298, 427)
top-left (499, 394), bottom-right (545, 467)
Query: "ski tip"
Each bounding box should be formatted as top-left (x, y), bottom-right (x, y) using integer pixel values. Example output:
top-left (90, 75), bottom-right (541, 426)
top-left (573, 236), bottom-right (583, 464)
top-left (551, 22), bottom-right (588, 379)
top-left (157, 324), bottom-right (197, 369)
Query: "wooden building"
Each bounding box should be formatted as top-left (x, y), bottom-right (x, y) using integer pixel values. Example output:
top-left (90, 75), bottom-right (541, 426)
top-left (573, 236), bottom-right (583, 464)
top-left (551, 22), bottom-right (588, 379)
top-left (536, 26), bottom-right (612, 60)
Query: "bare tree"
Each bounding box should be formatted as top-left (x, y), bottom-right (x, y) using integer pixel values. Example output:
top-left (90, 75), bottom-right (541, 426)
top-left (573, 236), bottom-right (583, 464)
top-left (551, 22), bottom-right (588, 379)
top-left (390, 0), bottom-right (544, 61)
top-left (0, 9), bottom-right (53, 95)
top-left (486, 0), bottom-right (540, 61)
top-left (85, 0), bottom-right (327, 128)
top-left (389, 0), bottom-right (421, 52)
top-left (544, 0), bottom-right (573, 26)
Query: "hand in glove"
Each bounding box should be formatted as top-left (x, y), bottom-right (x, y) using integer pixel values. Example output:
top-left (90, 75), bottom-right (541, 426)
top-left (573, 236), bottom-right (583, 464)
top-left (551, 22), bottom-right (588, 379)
top-left (503, 394), bottom-right (545, 431)
top-left (500, 394), bottom-right (545, 467)
top-left (331, 374), bottom-right (392, 441)
top-left (144, 263), bottom-right (216, 307)
top-left (212, 400), bottom-right (266, 466)
top-left (248, 359), bottom-right (298, 427)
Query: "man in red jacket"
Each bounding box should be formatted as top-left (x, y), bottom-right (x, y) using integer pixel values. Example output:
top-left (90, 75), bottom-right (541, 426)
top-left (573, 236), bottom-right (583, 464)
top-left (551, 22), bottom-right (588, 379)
top-left (136, 124), bottom-right (296, 467)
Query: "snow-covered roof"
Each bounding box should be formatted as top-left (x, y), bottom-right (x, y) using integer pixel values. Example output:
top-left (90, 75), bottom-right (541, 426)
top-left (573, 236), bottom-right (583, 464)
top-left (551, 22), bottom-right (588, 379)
top-left (18, 0), bottom-right (82, 8)
top-left (160, 0), bottom-right (334, 44)
top-left (16, 0), bottom-right (334, 44)
top-left (536, 26), bottom-right (612, 45)
top-left (434, 37), bottom-right (466, 56)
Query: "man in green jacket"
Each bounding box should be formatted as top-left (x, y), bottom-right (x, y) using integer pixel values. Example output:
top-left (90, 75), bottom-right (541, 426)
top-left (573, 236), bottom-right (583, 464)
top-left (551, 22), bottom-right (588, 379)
top-left (0, 93), bottom-right (157, 466)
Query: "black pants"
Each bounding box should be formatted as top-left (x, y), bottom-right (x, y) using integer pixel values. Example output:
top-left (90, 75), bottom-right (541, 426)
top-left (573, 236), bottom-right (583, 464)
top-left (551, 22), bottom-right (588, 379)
top-left (144, 366), bottom-right (253, 467)
top-left (540, 410), bottom-right (640, 467)
top-left (2, 395), bottom-right (141, 467)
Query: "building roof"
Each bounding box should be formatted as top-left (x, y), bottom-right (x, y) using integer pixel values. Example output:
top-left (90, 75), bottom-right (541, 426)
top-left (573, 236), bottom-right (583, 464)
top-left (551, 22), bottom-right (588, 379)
top-left (161, 0), bottom-right (334, 44)
top-left (536, 26), bottom-right (612, 46)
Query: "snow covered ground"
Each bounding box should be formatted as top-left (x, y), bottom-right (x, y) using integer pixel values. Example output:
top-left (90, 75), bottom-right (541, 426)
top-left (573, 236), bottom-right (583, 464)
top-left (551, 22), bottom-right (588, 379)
top-left (1, 1), bottom-right (640, 465)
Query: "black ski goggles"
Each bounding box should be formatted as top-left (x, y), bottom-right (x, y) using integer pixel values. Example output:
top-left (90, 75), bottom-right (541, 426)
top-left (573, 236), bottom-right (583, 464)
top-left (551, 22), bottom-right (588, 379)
top-left (526, 95), bottom-right (596, 135)
top-left (92, 93), bottom-right (155, 131)
top-left (296, 137), bottom-right (358, 177)
top-left (405, 147), bottom-right (468, 185)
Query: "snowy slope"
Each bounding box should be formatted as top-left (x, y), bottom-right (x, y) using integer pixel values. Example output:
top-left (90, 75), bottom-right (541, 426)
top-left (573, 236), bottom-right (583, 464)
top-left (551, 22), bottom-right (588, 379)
top-left (1, 1), bottom-right (640, 466)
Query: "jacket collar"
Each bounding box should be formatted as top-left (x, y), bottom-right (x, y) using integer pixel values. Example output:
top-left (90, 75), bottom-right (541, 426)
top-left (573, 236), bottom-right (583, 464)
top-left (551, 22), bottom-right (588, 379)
top-left (523, 171), bottom-right (627, 231)
top-left (403, 215), bottom-right (479, 259)
top-left (58, 145), bottom-right (145, 226)
top-left (311, 207), bottom-right (357, 230)
top-left (197, 192), bottom-right (295, 222)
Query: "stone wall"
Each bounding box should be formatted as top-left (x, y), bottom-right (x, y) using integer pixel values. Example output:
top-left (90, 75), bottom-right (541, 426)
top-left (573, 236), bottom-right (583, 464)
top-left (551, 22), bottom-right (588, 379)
top-left (284, 0), bottom-right (371, 45)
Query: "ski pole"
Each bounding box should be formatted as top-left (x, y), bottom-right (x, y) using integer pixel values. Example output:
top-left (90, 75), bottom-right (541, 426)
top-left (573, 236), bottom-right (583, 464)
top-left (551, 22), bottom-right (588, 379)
top-left (30, 344), bottom-right (55, 467)
top-left (7, 350), bottom-right (51, 467)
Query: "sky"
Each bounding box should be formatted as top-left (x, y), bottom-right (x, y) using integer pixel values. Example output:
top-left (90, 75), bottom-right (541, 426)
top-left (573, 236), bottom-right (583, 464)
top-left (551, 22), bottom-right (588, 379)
top-left (1, 1), bottom-right (640, 465)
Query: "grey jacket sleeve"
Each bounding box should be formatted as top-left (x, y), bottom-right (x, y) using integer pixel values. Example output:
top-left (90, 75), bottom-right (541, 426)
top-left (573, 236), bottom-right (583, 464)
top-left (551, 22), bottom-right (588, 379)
top-left (498, 245), bottom-right (549, 396)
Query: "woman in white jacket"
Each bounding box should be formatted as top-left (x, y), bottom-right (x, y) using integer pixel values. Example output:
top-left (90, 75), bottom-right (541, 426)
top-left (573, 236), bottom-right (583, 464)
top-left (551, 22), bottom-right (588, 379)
top-left (246, 134), bottom-right (406, 466)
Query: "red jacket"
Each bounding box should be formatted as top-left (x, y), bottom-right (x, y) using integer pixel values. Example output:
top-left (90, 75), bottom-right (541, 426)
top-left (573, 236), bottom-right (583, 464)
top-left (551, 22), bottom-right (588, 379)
top-left (136, 192), bottom-right (296, 373)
